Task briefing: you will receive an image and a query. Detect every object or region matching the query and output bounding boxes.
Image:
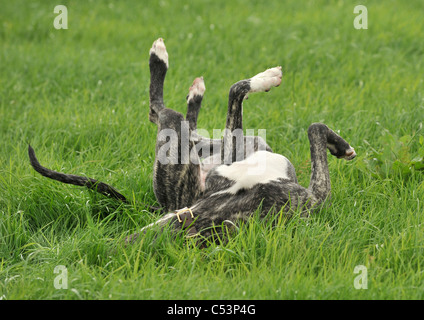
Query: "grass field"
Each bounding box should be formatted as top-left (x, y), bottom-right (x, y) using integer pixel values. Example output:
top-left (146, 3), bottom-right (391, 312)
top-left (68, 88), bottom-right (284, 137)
top-left (1, 0), bottom-right (424, 300)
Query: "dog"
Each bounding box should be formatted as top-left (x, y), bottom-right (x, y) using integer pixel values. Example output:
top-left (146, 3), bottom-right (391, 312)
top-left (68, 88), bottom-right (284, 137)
top-left (29, 38), bottom-right (356, 246)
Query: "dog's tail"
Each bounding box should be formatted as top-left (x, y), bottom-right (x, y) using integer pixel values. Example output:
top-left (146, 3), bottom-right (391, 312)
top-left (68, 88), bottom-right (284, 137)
top-left (28, 144), bottom-right (129, 202)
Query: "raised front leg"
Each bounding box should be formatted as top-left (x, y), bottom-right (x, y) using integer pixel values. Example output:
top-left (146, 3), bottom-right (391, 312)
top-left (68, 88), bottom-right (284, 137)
top-left (186, 76), bottom-right (205, 131)
top-left (307, 123), bottom-right (356, 202)
top-left (223, 67), bottom-right (282, 163)
top-left (149, 38), bottom-right (169, 124)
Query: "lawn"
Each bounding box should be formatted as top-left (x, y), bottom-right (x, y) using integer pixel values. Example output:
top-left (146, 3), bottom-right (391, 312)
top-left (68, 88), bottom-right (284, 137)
top-left (1, 0), bottom-right (424, 300)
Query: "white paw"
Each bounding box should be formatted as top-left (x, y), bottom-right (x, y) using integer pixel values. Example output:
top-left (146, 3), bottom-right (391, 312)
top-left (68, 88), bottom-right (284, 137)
top-left (149, 38), bottom-right (169, 68)
top-left (187, 77), bottom-right (205, 102)
top-left (249, 66), bottom-right (283, 93)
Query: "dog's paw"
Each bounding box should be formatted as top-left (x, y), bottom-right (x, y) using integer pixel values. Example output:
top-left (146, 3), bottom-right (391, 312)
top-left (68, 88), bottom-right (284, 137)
top-left (327, 142), bottom-right (357, 161)
top-left (187, 77), bottom-right (205, 102)
top-left (249, 66), bottom-right (283, 93)
top-left (341, 147), bottom-right (356, 161)
top-left (149, 38), bottom-right (169, 68)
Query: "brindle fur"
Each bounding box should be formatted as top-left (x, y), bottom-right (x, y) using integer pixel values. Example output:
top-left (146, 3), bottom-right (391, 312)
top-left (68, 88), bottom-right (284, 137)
top-left (148, 39), bottom-right (272, 212)
top-left (28, 38), bottom-right (356, 246)
top-left (133, 38), bottom-right (356, 243)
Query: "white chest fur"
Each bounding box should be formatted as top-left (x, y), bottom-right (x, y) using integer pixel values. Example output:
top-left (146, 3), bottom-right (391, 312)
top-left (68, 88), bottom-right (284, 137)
top-left (213, 151), bottom-right (291, 195)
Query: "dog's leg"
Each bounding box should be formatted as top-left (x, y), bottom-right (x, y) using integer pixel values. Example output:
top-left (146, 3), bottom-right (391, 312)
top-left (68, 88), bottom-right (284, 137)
top-left (184, 76), bottom-right (222, 178)
top-left (149, 38), bottom-right (169, 124)
top-left (153, 108), bottom-right (203, 212)
top-left (307, 123), bottom-right (356, 202)
top-left (223, 67), bottom-right (282, 163)
top-left (149, 39), bottom-right (204, 211)
top-left (186, 77), bottom-right (205, 131)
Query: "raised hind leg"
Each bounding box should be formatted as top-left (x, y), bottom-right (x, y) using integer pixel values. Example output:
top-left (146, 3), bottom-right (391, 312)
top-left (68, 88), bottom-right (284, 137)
top-left (149, 38), bottom-right (168, 124)
top-left (153, 108), bottom-right (203, 212)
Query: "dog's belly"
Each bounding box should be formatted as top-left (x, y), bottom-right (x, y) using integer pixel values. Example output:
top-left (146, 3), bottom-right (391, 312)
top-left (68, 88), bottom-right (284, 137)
top-left (205, 151), bottom-right (297, 195)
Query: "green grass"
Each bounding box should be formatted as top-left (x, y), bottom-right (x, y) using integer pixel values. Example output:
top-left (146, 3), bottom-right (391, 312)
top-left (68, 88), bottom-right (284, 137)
top-left (1, 0), bottom-right (424, 300)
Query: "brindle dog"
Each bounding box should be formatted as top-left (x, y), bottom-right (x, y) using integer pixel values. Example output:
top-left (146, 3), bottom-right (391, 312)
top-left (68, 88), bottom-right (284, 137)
top-left (29, 38), bottom-right (356, 245)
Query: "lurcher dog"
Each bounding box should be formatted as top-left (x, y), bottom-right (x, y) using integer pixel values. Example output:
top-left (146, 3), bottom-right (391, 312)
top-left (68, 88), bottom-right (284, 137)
top-left (29, 38), bottom-right (356, 246)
